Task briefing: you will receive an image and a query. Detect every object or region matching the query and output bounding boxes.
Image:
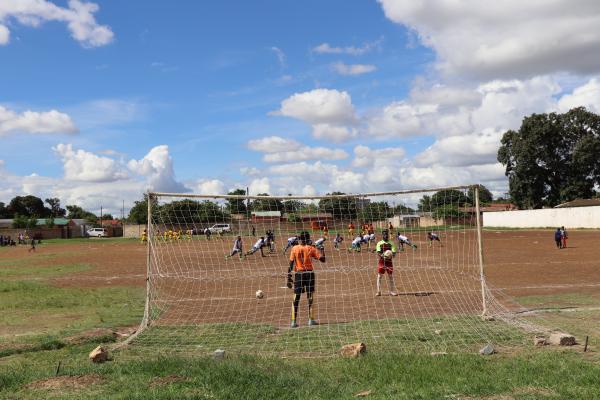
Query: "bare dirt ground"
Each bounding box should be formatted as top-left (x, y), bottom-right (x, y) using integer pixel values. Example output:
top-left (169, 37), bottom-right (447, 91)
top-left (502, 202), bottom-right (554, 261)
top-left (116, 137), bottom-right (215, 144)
top-left (2, 230), bottom-right (598, 327)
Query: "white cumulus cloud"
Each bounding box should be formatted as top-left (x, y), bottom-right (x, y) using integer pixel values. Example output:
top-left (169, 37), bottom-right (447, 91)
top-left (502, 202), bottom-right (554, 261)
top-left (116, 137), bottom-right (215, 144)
top-left (332, 62), bottom-right (377, 76)
top-left (53, 143), bottom-right (127, 182)
top-left (0, 0), bottom-right (114, 47)
top-left (558, 78), bottom-right (600, 114)
top-left (0, 106), bottom-right (77, 135)
top-left (196, 179), bottom-right (226, 195)
top-left (127, 145), bottom-right (189, 193)
top-left (378, 0), bottom-right (600, 79)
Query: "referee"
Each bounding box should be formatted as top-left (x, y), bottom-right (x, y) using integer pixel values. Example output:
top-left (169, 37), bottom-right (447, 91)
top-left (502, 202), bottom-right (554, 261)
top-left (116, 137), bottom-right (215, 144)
top-left (287, 231), bottom-right (325, 328)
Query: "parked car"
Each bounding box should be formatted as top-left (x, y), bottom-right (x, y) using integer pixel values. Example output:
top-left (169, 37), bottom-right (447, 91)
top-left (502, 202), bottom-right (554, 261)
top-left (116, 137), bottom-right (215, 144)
top-left (208, 224), bottom-right (231, 234)
top-left (87, 228), bottom-right (107, 237)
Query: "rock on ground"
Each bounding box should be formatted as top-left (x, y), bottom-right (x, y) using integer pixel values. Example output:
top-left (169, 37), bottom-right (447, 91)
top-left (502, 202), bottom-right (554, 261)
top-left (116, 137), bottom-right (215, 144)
top-left (549, 333), bottom-right (576, 346)
top-left (89, 346), bottom-right (109, 363)
top-left (340, 343), bottom-right (367, 358)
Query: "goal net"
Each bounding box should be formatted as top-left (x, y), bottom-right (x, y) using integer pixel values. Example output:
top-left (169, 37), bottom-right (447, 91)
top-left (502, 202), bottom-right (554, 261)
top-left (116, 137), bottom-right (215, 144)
top-left (126, 185), bottom-right (533, 355)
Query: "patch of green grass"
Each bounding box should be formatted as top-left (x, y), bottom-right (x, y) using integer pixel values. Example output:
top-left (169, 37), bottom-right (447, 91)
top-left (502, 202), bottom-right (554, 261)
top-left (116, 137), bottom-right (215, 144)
top-left (130, 316), bottom-right (528, 356)
top-left (0, 263), bottom-right (92, 279)
top-left (0, 280), bottom-right (144, 343)
top-left (517, 293), bottom-right (600, 308)
top-left (1, 346), bottom-right (600, 399)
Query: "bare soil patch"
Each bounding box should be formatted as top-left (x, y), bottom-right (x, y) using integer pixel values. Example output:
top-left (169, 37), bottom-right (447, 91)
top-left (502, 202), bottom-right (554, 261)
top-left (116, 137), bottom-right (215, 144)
top-left (25, 373), bottom-right (104, 390)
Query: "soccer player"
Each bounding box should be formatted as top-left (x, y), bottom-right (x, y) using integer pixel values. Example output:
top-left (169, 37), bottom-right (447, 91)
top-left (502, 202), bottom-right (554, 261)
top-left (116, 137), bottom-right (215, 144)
top-left (225, 236), bottom-right (244, 260)
top-left (204, 228), bottom-right (212, 241)
top-left (397, 233), bottom-right (417, 251)
top-left (322, 226), bottom-right (329, 240)
top-left (265, 229), bottom-right (275, 253)
top-left (313, 237), bottom-right (326, 250)
top-left (333, 233), bottom-right (344, 250)
top-left (375, 230), bottom-right (398, 297)
top-left (140, 229), bottom-right (148, 244)
top-left (427, 232), bottom-right (442, 247)
top-left (554, 228), bottom-right (563, 249)
top-left (245, 236), bottom-right (266, 257)
top-left (363, 233), bottom-right (374, 251)
top-left (561, 226), bottom-right (568, 248)
top-left (288, 231), bottom-right (325, 328)
top-left (348, 222), bottom-right (355, 238)
top-left (349, 235), bottom-right (363, 252)
top-left (28, 237), bottom-right (36, 253)
top-left (283, 236), bottom-right (299, 254)
top-left (388, 222), bottom-right (394, 236)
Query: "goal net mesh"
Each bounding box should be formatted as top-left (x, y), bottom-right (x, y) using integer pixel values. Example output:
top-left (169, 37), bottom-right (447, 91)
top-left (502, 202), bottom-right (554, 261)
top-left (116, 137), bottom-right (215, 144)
top-left (126, 186), bottom-right (537, 355)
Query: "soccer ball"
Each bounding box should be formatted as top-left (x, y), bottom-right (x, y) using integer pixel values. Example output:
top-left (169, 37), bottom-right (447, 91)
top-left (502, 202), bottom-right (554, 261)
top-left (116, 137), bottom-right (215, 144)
top-left (255, 290), bottom-right (264, 299)
top-left (383, 250), bottom-right (394, 260)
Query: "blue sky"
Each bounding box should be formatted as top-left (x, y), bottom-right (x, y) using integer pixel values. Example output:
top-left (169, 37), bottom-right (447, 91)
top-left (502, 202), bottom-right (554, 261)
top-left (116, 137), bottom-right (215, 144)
top-left (1, 1), bottom-right (600, 213)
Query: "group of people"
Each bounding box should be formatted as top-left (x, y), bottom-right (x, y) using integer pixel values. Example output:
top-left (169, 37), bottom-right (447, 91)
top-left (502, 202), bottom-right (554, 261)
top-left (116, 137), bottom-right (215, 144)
top-left (554, 226), bottom-right (569, 249)
top-left (0, 233), bottom-right (36, 252)
top-left (225, 229), bottom-right (276, 260)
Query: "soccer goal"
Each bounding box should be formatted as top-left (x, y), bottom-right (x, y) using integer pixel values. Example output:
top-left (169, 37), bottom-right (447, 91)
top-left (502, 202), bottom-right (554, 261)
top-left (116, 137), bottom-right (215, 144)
top-left (124, 185), bottom-right (531, 355)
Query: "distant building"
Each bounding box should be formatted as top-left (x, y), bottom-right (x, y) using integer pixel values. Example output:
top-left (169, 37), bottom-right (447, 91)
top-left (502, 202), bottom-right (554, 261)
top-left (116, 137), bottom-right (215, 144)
top-left (251, 211), bottom-right (282, 222)
top-left (554, 198), bottom-right (600, 208)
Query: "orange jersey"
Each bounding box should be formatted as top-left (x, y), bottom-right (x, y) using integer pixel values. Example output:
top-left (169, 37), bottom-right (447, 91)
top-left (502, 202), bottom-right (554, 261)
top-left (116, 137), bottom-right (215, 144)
top-left (289, 245), bottom-right (322, 272)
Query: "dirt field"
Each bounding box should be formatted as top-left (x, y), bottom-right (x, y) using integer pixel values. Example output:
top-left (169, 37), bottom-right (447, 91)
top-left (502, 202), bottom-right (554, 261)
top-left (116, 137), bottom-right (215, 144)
top-left (2, 229), bottom-right (597, 328)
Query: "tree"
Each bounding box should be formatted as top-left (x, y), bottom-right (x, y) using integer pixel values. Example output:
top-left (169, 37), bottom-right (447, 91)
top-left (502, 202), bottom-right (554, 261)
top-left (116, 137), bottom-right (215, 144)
top-left (100, 214), bottom-right (114, 221)
top-left (8, 195), bottom-right (49, 218)
top-left (318, 192), bottom-right (358, 220)
top-left (0, 202), bottom-right (9, 218)
top-left (127, 194), bottom-right (159, 224)
top-left (430, 190), bottom-right (469, 208)
top-left (250, 193), bottom-right (283, 212)
top-left (160, 199), bottom-right (226, 223)
top-left (498, 107), bottom-right (600, 208)
top-left (357, 201), bottom-right (391, 222)
top-left (467, 185), bottom-right (493, 205)
top-left (66, 205), bottom-right (98, 223)
top-left (418, 195), bottom-right (432, 211)
top-left (45, 198), bottom-right (66, 217)
top-left (225, 189), bottom-right (247, 214)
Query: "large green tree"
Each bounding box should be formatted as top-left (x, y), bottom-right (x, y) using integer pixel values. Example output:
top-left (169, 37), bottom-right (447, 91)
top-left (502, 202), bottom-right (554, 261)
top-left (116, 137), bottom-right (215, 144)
top-left (250, 193), bottom-right (283, 212)
top-left (45, 198), bottom-right (66, 217)
top-left (159, 199), bottom-right (226, 223)
top-left (498, 107), bottom-right (600, 208)
top-left (66, 205), bottom-right (98, 222)
top-left (225, 189), bottom-right (248, 214)
top-left (467, 185), bottom-right (493, 205)
top-left (127, 194), bottom-right (159, 224)
top-left (318, 192), bottom-right (358, 220)
top-left (0, 202), bottom-right (9, 218)
top-left (8, 195), bottom-right (49, 218)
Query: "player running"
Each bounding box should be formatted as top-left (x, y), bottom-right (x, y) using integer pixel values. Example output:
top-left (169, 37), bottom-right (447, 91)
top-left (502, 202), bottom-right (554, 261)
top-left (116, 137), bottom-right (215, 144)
top-left (333, 233), bottom-right (344, 250)
top-left (288, 231), bottom-right (325, 328)
top-left (348, 222), bottom-right (355, 238)
top-left (282, 236), bottom-right (299, 254)
top-left (265, 229), bottom-right (275, 253)
top-left (397, 233), bottom-right (417, 251)
top-left (313, 237), bottom-right (326, 250)
top-left (375, 230), bottom-right (398, 297)
top-left (225, 236), bottom-right (244, 260)
top-left (363, 233), bottom-right (375, 251)
top-left (245, 237), bottom-right (266, 257)
top-left (427, 232), bottom-right (442, 247)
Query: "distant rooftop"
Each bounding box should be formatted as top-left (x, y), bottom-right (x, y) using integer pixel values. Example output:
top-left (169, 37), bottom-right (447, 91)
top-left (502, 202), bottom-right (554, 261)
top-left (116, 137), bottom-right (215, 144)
top-left (554, 198), bottom-right (600, 208)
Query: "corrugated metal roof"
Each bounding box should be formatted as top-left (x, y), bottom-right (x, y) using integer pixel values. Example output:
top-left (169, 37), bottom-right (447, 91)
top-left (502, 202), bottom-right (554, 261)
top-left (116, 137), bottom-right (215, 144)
top-left (555, 198), bottom-right (600, 208)
top-left (251, 211), bottom-right (281, 217)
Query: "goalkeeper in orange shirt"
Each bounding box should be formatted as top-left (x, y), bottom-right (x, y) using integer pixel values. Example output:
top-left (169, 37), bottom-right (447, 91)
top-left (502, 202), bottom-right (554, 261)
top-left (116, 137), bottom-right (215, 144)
top-left (287, 231), bottom-right (325, 328)
top-left (375, 230), bottom-right (398, 297)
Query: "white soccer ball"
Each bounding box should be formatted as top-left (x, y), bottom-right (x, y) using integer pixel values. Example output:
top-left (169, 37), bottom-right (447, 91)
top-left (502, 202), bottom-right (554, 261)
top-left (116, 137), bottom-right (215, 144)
top-left (255, 290), bottom-right (264, 299)
top-left (383, 250), bottom-right (394, 259)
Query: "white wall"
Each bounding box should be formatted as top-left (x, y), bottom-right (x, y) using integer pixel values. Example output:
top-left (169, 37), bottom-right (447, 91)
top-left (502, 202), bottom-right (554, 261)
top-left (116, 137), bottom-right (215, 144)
top-left (483, 206), bottom-right (600, 228)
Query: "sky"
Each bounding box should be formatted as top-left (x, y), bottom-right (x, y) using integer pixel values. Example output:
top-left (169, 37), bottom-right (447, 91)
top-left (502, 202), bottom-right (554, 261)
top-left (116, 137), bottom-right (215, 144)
top-left (2, 0), bottom-right (600, 215)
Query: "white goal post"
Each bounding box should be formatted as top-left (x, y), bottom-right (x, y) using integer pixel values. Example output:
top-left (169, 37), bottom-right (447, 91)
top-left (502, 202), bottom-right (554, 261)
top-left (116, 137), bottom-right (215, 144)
top-left (122, 185), bottom-right (531, 355)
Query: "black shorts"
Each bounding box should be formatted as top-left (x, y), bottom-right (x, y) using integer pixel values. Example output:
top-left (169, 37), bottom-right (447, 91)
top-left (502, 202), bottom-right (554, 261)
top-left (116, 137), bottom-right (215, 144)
top-left (294, 271), bottom-right (315, 294)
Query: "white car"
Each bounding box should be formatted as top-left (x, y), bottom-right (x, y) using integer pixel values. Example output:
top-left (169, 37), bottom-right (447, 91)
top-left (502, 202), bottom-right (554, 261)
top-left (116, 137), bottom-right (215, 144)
top-left (208, 224), bottom-right (231, 234)
top-left (87, 228), bottom-right (107, 237)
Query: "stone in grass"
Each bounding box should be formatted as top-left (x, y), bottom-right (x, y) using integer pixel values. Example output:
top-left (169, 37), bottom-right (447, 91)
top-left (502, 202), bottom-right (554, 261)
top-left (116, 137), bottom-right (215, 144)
top-left (89, 346), bottom-right (109, 363)
top-left (340, 343), bottom-right (367, 358)
top-left (434, 329), bottom-right (442, 335)
top-left (430, 351), bottom-right (447, 356)
top-left (479, 343), bottom-right (495, 355)
top-left (534, 336), bottom-right (547, 346)
top-left (549, 332), bottom-right (576, 346)
top-left (213, 349), bottom-right (226, 360)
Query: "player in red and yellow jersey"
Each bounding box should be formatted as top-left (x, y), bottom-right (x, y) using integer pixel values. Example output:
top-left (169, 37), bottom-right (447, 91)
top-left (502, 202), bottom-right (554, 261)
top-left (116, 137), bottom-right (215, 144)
top-left (375, 230), bottom-right (398, 297)
top-left (287, 231), bottom-right (326, 328)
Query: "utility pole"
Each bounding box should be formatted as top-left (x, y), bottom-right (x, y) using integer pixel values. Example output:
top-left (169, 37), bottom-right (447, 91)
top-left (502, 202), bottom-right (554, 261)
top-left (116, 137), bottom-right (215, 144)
top-left (100, 205), bottom-right (103, 228)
